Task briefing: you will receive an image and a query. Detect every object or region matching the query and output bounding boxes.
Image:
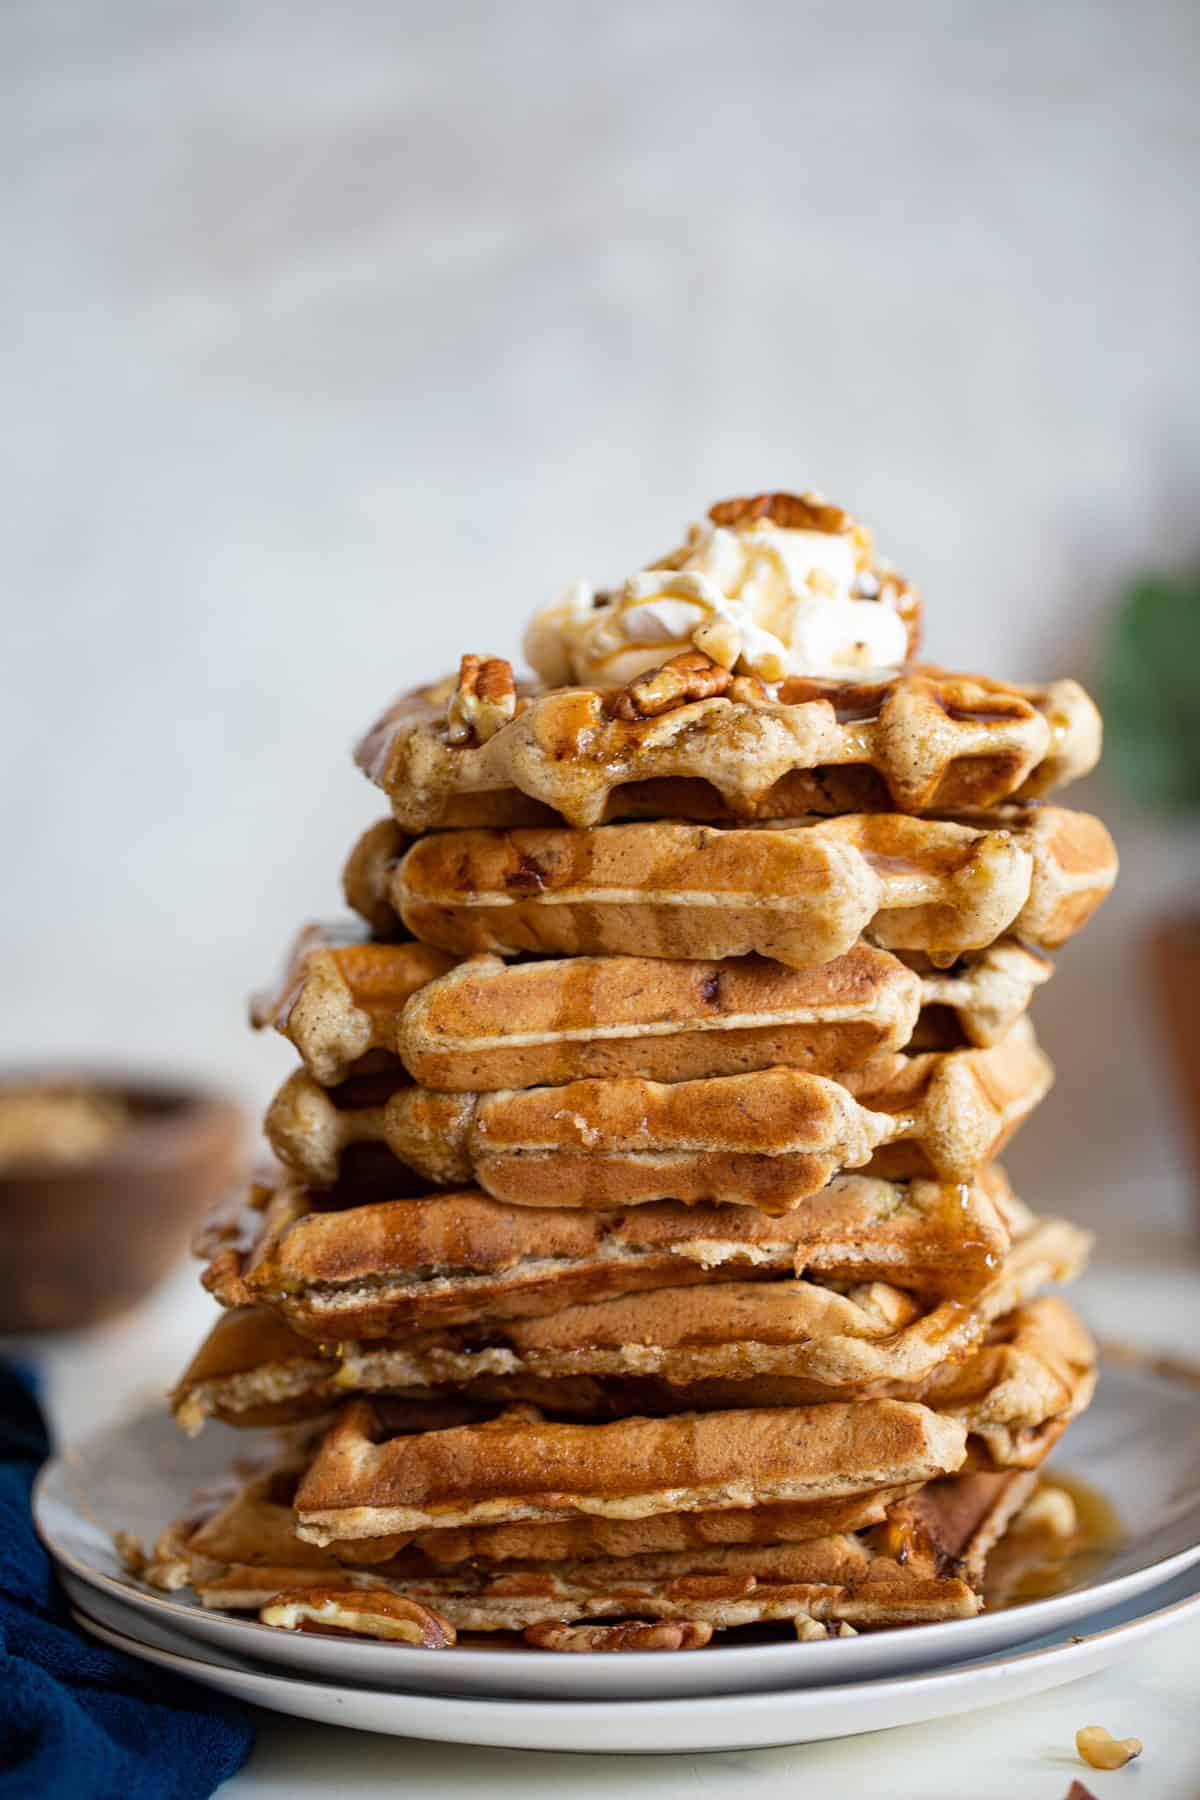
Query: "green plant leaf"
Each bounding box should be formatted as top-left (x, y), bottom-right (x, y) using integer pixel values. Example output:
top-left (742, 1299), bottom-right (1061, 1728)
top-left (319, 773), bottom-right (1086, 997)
top-left (1103, 572), bottom-right (1200, 815)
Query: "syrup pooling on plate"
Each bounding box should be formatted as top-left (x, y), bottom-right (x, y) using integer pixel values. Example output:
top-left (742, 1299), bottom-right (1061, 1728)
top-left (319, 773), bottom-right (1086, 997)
top-left (985, 1472), bottom-right (1123, 1609)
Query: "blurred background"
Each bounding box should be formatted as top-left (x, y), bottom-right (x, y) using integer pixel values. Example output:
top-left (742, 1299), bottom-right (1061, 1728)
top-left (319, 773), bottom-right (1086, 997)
top-left (3, 0), bottom-right (1198, 1241)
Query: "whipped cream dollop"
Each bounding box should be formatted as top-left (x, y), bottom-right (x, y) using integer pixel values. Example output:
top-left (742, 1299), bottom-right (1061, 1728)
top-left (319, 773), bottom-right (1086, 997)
top-left (524, 495), bottom-right (911, 688)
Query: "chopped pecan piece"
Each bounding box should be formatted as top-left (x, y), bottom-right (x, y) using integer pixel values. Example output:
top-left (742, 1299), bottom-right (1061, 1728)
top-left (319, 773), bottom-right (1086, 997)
top-left (524, 1619), bottom-right (714, 1653)
top-left (112, 1530), bottom-right (146, 1576)
top-left (610, 650), bottom-right (733, 721)
top-left (447, 654), bottom-right (518, 745)
top-left (1075, 1726), bottom-right (1143, 1771)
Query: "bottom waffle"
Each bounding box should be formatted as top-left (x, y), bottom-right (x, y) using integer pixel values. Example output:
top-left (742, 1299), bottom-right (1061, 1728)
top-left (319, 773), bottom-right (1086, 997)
top-left (141, 1461), bottom-right (1053, 1640)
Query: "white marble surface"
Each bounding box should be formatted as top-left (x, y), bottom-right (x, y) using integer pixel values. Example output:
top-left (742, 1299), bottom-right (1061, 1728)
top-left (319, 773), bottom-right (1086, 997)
top-left (15, 1231), bottom-right (1200, 1798)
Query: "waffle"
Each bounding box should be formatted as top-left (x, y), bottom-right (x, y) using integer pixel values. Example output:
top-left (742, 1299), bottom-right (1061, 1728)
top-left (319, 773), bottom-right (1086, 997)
top-left (904, 940), bottom-right (1053, 1049)
top-left (147, 1465), bottom-right (926, 1602)
top-left (148, 1463), bottom-right (1038, 1635)
top-left (209, 1169), bottom-right (1028, 1340)
top-left (265, 1533), bottom-right (982, 1635)
top-left (271, 1217), bottom-right (1090, 1406)
top-left (170, 1205), bottom-right (1084, 1431)
top-left (260, 927), bottom-right (1054, 1092)
top-left (354, 665), bottom-right (1101, 832)
top-left (251, 927), bottom-right (458, 1085)
top-left (357, 806), bottom-right (1116, 969)
top-left (305, 1466), bottom-right (1047, 1634)
top-left (264, 1023), bottom-right (1052, 1204)
top-left (293, 1395), bottom-right (970, 1541)
top-left (916, 1296), bottom-right (1098, 1468)
top-left (544, 1294), bottom-right (1096, 1440)
top-left (171, 1306), bottom-right (338, 1434)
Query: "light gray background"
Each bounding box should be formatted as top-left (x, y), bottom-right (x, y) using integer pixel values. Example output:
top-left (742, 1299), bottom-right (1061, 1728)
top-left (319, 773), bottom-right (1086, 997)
top-left (3, 1), bottom-right (1197, 1229)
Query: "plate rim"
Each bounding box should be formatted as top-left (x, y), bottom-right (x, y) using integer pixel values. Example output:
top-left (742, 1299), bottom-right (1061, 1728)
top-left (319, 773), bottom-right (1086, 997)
top-left (66, 1559), bottom-right (1200, 1721)
top-left (35, 1357), bottom-right (1200, 1691)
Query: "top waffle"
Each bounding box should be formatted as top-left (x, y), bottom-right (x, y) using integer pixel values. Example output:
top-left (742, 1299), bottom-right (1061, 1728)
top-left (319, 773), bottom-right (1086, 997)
top-left (355, 665), bottom-right (1101, 833)
top-left (352, 805), bottom-right (1116, 969)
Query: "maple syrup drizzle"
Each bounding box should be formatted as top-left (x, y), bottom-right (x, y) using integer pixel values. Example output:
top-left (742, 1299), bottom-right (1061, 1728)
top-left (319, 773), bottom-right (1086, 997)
top-left (986, 1471), bottom-right (1123, 1610)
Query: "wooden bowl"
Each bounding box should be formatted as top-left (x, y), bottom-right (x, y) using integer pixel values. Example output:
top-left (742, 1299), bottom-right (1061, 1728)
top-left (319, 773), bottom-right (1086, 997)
top-left (0, 1072), bottom-right (244, 1333)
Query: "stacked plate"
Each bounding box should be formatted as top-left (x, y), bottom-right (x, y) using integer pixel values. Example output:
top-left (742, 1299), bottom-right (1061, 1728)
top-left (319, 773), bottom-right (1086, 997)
top-left (35, 1355), bottom-right (1200, 1754)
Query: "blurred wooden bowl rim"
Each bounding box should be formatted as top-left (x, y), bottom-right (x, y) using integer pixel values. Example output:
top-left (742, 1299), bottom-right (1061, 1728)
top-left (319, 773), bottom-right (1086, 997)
top-left (0, 1069), bottom-right (245, 1334)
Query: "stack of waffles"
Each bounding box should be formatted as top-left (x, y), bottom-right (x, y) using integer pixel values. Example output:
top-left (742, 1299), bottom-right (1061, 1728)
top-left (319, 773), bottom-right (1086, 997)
top-left (150, 493), bottom-right (1118, 1652)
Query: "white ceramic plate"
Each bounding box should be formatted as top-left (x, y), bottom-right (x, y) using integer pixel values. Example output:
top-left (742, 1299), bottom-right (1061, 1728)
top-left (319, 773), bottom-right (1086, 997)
top-left (69, 1562), bottom-right (1200, 1753)
top-left (35, 1356), bottom-right (1200, 1701)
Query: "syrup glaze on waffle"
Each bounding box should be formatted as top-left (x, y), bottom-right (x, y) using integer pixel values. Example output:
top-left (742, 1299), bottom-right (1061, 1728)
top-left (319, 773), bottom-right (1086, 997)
top-left (255, 924), bottom-right (1055, 1092)
top-left (356, 806), bottom-right (1116, 969)
top-left (355, 665), bottom-right (1101, 833)
top-left (203, 1167), bottom-right (1026, 1342)
top-left (263, 1023), bottom-right (1052, 1204)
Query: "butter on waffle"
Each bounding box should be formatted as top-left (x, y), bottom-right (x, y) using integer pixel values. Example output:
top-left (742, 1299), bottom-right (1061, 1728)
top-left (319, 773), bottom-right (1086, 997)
top-left (213, 1169), bottom-right (1027, 1341)
top-left (293, 1396), bottom-right (969, 1541)
top-left (354, 665), bottom-right (1101, 833)
top-left (263, 1025), bottom-right (1051, 1204)
top-left (357, 806), bottom-right (1115, 969)
top-left (300, 1215), bottom-right (1091, 1403)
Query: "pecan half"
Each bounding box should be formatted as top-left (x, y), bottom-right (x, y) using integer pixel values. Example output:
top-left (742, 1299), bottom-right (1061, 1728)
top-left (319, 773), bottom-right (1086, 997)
top-left (610, 650), bottom-right (733, 721)
top-left (259, 1586), bottom-right (456, 1647)
top-left (708, 491), bottom-right (854, 535)
top-left (447, 654), bottom-right (517, 745)
top-left (524, 1619), bottom-right (714, 1653)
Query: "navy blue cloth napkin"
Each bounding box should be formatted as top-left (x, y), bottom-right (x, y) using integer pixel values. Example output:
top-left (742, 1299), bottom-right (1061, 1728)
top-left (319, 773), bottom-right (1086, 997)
top-left (0, 1359), bottom-right (254, 1800)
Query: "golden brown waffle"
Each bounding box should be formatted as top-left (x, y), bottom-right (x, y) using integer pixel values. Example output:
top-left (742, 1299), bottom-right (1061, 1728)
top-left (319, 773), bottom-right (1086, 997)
top-left (170, 1304), bottom-right (664, 1435)
top-left (874, 1468), bottom-right (1040, 1588)
top-left (170, 1214), bottom-right (1084, 1432)
top-left (394, 1491), bottom-right (922, 1568)
top-left (400, 941), bottom-right (1052, 1091)
top-left (354, 665), bottom-right (1101, 832)
top-left (552, 1295), bottom-right (1096, 1441)
top-left (263, 1024), bottom-right (1052, 1204)
top-left (320, 1467), bottom-right (1045, 1634)
top-left (171, 1306), bottom-right (338, 1435)
top-left (293, 1396), bottom-right (970, 1542)
top-left (148, 1464), bottom-right (1038, 1634)
top-left (147, 1463), bottom-right (929, 1602)
top-left (356, 806), bottom-right (1116, 969)
top-left (904, 940), bottom-right (1053, 1049)
top-left (265, 1535), bottom-right (982, 1635)
top-left (259, 1589), bottom-right (458, 1645)
top-left (259, 927), bottom-right (1055, 1091)
top-left (258, 1219), bottom-right (1088, 1411)
top-left (916, 1296), bottom-right (1097, 1468)
top-left (251, 927), bottom-right (457, 1086)
top-left (207, 1168), bottom-right (1028, 1340)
